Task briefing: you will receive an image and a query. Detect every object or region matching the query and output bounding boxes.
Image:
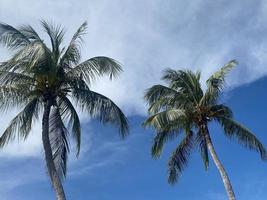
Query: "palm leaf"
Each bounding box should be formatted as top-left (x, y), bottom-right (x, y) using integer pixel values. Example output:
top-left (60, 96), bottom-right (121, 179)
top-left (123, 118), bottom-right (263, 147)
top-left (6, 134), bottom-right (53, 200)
top-left (73, 88), bottom-right (128, 138)
top-left (168, 130), bottom-right (194, 184)
top-left (0, 98), bottom-right (40, 147)
top-left (216, 116), bottom-right (266, 159)
top-left (49, 106), bottom-right (69, 179)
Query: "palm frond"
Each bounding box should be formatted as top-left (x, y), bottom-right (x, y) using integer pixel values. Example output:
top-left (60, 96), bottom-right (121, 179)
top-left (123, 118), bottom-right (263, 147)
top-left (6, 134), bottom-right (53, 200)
top-left (196, 130), bottom-right (209, 170)
top-left (57, 96), bottom-right (81, 156)
top-left (0, 71), bottom-right (34, 85)
top-left (0, 85), bottom-right (31, 111)
top-left (0, 23), bottom-right (30, 49)
top-left (60, 21), bottom-right (87, 69)
top-left (203, 60), bottom-right (237, 105)
top-left (73, 88), bottom-right (129, 138)
top-left (49, 106), bottom-right (69, 179)
top-left (162, 69), bottom-right (203, 105)
top-left (216, 116), bottom-right (266, 159)
top-left (0, 98), bottom-right (40, 147)
top-left (41, 20), bottom-right (64, 62)
top-left (168, 130), bottom-right (194, 184)
top-left (67, 57), bottom-right (122, 85)
top-left (143, 109), bottom-right (186, 131)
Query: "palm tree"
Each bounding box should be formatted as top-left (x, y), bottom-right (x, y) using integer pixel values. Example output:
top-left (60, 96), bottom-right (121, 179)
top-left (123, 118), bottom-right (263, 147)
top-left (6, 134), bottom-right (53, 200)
top-left (143, 60), bottom-right (266, 200)
top-left (0, 21), bottom-right (129, 200)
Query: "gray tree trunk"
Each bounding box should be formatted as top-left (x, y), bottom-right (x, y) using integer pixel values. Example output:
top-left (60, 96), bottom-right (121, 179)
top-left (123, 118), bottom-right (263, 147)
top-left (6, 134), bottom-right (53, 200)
top-left (203, 125), bottom-right (236, 200)
top-left (42, 101), bottom-right (67, 200)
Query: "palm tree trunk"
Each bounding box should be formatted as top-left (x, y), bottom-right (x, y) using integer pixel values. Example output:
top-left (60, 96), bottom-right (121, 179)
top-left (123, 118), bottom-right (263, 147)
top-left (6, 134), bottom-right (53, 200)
top-left (203, 125), bottom-right (236, 200)
top-left (42, 101), bottom-right (67, 200)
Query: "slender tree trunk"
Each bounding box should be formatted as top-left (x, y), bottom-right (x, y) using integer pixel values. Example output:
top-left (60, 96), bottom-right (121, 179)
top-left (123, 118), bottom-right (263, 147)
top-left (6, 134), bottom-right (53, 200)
top-left (203, 125), bottom-right (236, 200)
top-left (42, 101), bottom-right (67, 200)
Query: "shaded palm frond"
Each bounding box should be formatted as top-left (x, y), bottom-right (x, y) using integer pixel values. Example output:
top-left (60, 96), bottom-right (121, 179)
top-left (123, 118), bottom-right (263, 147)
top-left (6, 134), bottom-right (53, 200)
top-left (0, 23), bottom-right (30, 49)
top-left (60, 21), bottom-right (87, 69)
top-left (0, 98), bottom-right (40, 147)
top-left (73, 88), bottom-right (128, 138)
top-left (196, 129), bottom-right (209, 170)
top-left (49, 106), bottom-right (69, 179)
top-left (57, 96), bottom-right (81, 156)
top-left (216, 116), bottom-right (266, 159)
top-left (168, 130), bottom-right (194, 184)
top-left (41, 20), bottom-right (64, 63)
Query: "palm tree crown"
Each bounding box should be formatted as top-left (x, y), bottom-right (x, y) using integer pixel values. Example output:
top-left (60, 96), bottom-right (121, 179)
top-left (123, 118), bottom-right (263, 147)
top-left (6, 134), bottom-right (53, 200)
top-left (0, 21), bottom-right (128, 198)
top-left (143, 60), bottom-right (266, 184)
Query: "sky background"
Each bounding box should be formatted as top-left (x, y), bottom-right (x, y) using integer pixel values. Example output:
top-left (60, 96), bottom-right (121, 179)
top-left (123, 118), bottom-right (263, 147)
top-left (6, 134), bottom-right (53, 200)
top-left (0, 0), bottom-right (267, 199)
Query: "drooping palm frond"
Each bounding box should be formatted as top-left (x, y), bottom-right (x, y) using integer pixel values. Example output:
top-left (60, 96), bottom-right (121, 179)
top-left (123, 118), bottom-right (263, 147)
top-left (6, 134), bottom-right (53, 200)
top-left (168, 131), bottom-right (194, 184)
top-left (0, 23), bottom-right (30, 49)
top-left (196, 129), bottom-right (209, 170)
top-left (0, 71), bottom-right (34, 85)
top-left (57, 96), bottom-right (81, 156)
top-left (72, 88), bottom-right (128, 138)
top-left (18, 25), bottom-right (42, 42)
top-left (49, 106), bottom-right (69, 179)
top-left (67, 57), bottom-right (122, 85)
top-left (0, 85), bottom-right (31, 111)
top-left (0, 98), bottom-right (40, 147)
top-left (216, 116), bottom-right (266, 159)
top-left (60, 22), bottom-right (87, 69)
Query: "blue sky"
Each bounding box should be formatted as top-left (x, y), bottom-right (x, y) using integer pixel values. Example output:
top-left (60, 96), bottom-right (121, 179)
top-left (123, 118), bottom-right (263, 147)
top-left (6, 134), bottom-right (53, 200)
top-left (0, 0), bottom-right (267, 199)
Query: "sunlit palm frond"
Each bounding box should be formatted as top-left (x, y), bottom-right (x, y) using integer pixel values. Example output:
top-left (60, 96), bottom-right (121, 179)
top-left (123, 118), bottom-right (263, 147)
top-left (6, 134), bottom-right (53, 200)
top-left (0, 85), bottom-right (31, 111)
top-left (202, 60), bottom-right (237, 106)
top-left (162, 69), bottom-right (203, 105)
top-left (67, 57), bottom-right (122, 85)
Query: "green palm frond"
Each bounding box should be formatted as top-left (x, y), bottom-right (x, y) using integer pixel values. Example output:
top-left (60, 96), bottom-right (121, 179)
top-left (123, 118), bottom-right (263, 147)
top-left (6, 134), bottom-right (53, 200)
top-left (168, 130), bottom-right (194, 184)
top-left (0, 85), bottom-right (31, 111)
top-left (196, 130), bottom-right (209, 170)
top-left (216, 116), bottom-right (267, 159)
top-left (143, 109), bottom-right (186, 131)
top-left (0, 98), bottom-right (40, 147)
top-left (209, 104), bottom-right (233, 118)
top-left (57, 96), bottom-right (81, 156)
top-left (73, 88), bottom-right (128, 138)
top-left (60, 21), bottom-right (87, 69)
top-left (18, 25), bottom-right (42, 42)
top-left (162, 69), bottom-right (203, 105)
top-left (202, 60), bottom-right (237, 106)
top-left (0, 71), bottom-right (34, 85)
top-left (41, 20), bottom-right (64, 62)
top-left (67, 57), bottom-right (122, 85)
top-left (49, 106), bottom-right (69, 179)
top-left (0, 23), bottom-right (30, 49)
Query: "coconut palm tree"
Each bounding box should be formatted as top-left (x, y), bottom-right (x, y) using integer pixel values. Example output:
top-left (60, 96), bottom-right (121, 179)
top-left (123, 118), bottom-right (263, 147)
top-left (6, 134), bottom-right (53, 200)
top-left (0, 21), bottom-right (128, 200)
top-left (143, 60), bottom-right (266, 200)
